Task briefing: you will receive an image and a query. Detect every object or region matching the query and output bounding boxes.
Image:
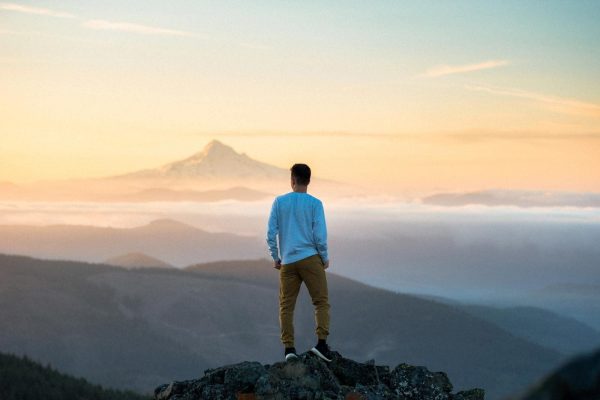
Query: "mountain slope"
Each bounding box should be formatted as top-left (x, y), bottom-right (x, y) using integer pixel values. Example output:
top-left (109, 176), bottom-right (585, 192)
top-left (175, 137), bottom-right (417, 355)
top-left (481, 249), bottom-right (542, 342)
top-left (459, 304), bottom-right (600, 356)
top-left (519, 283), bottom-right (600, 331)
top-left (0, 255), bottom-right (205, 393)
top-left (104, 252), bottom-right (174, 269)
top-left (0, 218), bottom-right (265, 266)
top-left (183, 259), bottom-right (565, 399)
top-left (0, 253), bottom-right (564, 399)
top-left (0, 351), bottom-right (150, 400)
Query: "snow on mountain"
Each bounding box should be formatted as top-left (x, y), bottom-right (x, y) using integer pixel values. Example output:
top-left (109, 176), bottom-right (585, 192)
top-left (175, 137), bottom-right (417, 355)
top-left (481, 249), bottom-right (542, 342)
top-left (110, 140), bottom-right (288, 181)
top-left (3, 139), bottom-right (373, 201)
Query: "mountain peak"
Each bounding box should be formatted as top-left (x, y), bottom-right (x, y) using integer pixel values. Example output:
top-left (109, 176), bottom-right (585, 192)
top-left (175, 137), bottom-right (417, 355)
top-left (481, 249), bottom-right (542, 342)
top-left (180, 139), bottom-right (239, 166)
top-left (205, 139), bottom-right (229, 151)
top-left (187, 139), bottom-right (239, 161)
top-left (140, 139), bottom-right (287, 180)
top-left (108, 138), bottom-right (288, 181)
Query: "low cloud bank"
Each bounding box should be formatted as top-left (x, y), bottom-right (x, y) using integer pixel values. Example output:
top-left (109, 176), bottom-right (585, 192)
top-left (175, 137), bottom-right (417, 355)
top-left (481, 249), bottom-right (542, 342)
top-left (422, 189), bottom-right (600, 208)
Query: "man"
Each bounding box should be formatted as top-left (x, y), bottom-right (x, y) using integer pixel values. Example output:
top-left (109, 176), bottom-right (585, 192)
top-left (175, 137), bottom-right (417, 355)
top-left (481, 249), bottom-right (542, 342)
top-left (266, 163), bottom-right (333, 362)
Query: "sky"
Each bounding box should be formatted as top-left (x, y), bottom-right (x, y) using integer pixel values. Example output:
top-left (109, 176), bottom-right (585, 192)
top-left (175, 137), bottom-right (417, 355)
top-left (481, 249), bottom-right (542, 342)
top-left (1, 1), bottom-right (599, 193)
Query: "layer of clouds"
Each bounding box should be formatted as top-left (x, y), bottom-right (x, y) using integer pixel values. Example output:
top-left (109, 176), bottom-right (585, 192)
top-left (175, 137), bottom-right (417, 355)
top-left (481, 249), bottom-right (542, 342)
top-left (422, 189), bottom-right (600, 208)
top-left (0, 197), bottom-right (598, 234)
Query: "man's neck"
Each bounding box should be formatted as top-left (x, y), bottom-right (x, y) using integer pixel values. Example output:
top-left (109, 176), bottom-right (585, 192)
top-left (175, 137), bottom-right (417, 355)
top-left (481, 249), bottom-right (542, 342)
top-left (293, 186), bottom-right (308, 193)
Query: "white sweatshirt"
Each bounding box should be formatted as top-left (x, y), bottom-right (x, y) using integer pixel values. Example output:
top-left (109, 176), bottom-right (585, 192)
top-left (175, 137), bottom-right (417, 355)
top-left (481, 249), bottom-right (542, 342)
top-left (266, 191), bottom-right (329, 265)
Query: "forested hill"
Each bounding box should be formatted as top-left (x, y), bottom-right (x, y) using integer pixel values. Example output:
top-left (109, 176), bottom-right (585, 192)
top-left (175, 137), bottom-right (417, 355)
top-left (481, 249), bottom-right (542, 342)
top-left (0, 351), bottom-right (150, 400)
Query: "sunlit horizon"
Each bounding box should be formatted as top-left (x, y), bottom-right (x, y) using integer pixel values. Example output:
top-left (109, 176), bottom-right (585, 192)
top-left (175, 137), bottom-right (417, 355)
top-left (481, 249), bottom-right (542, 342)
top-left (1, 1), bottom-right (599, 193)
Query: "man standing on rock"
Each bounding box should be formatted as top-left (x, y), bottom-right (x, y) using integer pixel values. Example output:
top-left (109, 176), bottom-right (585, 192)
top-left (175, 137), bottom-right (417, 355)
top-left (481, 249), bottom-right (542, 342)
top-left (266, 163), bottom-right (333, 362)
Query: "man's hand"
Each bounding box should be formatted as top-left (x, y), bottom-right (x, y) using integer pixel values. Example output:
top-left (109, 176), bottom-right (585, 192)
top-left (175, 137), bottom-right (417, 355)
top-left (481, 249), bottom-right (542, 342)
top-left (273, 259), bottom-right (282, 270)
top-left (323, 259), bottom-right (329, 269)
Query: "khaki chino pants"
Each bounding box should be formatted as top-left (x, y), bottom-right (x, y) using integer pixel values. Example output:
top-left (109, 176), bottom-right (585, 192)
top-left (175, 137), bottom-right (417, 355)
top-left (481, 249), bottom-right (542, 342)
top-left (279, 253), bottom-right (330, 347)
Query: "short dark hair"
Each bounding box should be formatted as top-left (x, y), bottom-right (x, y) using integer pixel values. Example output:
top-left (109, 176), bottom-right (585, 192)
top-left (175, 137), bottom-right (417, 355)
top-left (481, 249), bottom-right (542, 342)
top-left (290, 163), bottom-right (311, 185)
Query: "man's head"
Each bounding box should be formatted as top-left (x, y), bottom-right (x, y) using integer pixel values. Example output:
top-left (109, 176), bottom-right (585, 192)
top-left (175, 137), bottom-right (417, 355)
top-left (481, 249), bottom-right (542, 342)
top-left (290, 163), bottom-right (311, 188)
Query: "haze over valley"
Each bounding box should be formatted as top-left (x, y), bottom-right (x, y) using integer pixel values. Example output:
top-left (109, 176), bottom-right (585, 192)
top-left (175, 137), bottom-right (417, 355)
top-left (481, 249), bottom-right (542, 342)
top-left (2, 140), bottom-right (599, 331)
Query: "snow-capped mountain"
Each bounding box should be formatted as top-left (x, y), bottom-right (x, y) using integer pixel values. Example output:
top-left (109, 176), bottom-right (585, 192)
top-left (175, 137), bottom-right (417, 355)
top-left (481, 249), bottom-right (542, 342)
top-left (109, 140), bottom-right (288, 181)
top-left (3, 139), bottom-right (373, 201)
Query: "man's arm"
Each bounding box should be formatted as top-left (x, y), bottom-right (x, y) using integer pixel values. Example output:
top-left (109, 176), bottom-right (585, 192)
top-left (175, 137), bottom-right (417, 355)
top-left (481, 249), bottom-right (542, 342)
top-left (266, 198), bottom-right (281, 268)
top-left (313, 200), bottom-right (329, 265)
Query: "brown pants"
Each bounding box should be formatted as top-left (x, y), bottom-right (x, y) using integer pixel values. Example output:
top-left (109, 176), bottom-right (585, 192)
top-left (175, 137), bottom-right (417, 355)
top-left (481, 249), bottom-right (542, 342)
top-left (279, 253), bottom-right (330, 347)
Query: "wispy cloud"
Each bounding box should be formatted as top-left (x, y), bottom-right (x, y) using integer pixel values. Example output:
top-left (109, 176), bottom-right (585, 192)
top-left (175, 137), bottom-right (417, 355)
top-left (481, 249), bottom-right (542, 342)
top-left (420, 59), bottom-right (510, 78)
top-left (82, 19), bottom-right (200, 37)
top-left (0, 2), bottom-right (76, 18)
top-left (1, 2), bottom-right (203, 38)
top-left (2, 2), bottom-right (270, 48)
top-left (466, 84), bottom-right (600, 118)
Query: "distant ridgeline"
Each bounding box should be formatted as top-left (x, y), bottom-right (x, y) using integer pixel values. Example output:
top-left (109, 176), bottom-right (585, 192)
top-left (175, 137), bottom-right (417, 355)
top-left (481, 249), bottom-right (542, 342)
top-left (0, 351), bottom-right (150, 400)
top-left (154, 351), bottom-right (484, 400)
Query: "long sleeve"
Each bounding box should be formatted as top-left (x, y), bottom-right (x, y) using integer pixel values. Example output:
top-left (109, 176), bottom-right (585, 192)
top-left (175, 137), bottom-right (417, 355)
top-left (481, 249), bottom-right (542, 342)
top-left (313, 200), bottom-right (329, 262)
top-left (266, 198), bottom-right (280, 261)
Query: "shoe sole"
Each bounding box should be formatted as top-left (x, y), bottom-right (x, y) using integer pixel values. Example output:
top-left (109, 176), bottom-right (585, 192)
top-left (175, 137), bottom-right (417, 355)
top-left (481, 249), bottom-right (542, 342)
top-left (285, 353), bottom-right (298, 361)
top-left (310, 347), bottom-right (332, 362)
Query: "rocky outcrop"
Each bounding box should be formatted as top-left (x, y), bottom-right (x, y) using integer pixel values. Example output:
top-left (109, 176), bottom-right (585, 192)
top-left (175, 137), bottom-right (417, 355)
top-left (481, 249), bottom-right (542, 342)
top-left (154, 351), bottom-right (484, 400)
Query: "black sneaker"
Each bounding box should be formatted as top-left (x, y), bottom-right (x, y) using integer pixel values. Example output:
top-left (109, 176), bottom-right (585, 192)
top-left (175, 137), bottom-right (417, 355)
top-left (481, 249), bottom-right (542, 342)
top-left (284, 347), bottom-right (298, 361)
top-left (310, 341), bottom-right (332, 362)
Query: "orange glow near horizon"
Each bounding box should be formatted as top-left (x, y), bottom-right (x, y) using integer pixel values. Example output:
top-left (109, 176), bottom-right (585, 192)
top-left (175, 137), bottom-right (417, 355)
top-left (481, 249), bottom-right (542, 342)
top-left (1, 2), bottom-right (599, 194)
top-left (3, 134), bottom-right (599, 195)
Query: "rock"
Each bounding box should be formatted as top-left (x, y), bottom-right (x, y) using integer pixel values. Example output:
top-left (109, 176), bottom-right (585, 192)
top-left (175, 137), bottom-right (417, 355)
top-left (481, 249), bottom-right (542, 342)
top-left (453, 389), bottom-right (485, 400)
top-left (154, 380), bottom-right (198, 400)
top-left (153, 352), bottom-right (484, 400)
top-left (254, 353), bottom-right (340, 399)
top-left (327, 352), bottom-right (391, 388)
top-left (341, 383), bottom-right (396, 400)
top-left (389, 363), bottom-right (453, 400)
top-left (212, 361), bottom-right (267, 393)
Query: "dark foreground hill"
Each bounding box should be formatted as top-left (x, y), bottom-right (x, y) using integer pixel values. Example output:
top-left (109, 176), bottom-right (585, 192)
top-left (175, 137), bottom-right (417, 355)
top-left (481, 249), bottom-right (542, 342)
top-left (511, 346), bottom-right (600, 400)
top-left (0, 253), bottom-right (563, 399)
top-left (0, 351), bottom-right (150, 400)
top-left (154, 351), bottom-right (485, 400)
